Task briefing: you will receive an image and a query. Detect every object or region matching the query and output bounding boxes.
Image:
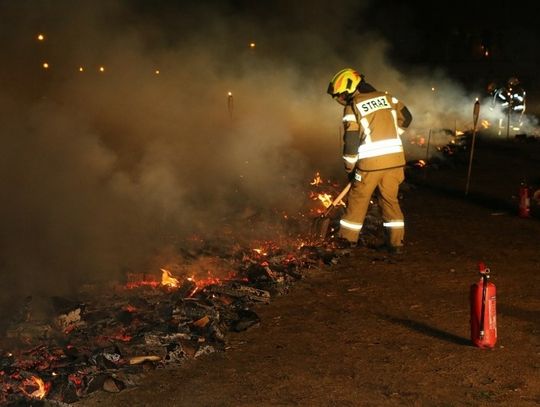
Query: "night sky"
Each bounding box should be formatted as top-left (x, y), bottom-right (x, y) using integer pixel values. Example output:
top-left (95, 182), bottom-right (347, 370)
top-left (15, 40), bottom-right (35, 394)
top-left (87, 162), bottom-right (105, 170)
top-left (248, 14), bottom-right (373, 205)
top-left (3, 0), bottom-right (539, 99)
top-left (129, 0), bottom-right (540, 97)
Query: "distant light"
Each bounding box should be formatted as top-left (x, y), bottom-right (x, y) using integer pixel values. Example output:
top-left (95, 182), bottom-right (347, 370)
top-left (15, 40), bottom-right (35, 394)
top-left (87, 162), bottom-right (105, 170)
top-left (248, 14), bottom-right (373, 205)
top-left (228, 91), bottom-right (232, 96)
top-left (99, 66), bottom-right (105, 72)
top-left (37, 33), bottom-right (45, 41)
top-left (155, 69), bottom-right (160, 75)
top-left (42, 62), bottom-right (49, 69)
top-left (431, 87), bottom-right (436, 92)
top-left (78, 66), bottom-right (84, 72)
top-left (249, 42), bottom-right (256, 48)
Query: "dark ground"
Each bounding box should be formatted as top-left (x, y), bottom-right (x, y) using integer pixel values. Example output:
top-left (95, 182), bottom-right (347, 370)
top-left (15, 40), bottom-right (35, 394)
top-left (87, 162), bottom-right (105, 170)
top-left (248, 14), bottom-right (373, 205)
top-left (77, 135), bottom-right (540, 407)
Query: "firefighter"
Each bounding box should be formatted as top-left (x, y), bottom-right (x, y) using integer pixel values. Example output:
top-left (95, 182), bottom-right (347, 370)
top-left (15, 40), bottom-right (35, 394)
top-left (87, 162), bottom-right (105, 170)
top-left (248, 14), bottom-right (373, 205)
top-left (489, 77), bottom-right (526, 135)
top-left (327, 68), bottom-right (412, 253)
top-left (506, 76), bottom-right (526, 130)
top-left (487, 81), bottom-right (508, 136)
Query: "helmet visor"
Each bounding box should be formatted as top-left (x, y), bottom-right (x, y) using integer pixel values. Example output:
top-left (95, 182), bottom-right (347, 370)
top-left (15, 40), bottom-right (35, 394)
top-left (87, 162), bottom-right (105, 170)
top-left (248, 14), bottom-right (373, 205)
top-left (327, 82), bottom-right (337, 97)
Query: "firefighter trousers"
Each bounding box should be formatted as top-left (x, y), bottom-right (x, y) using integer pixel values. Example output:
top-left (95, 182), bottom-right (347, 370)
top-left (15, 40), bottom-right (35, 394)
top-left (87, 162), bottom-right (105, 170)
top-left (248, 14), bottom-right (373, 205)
top-left (338, 167), bottom-right (405, 247)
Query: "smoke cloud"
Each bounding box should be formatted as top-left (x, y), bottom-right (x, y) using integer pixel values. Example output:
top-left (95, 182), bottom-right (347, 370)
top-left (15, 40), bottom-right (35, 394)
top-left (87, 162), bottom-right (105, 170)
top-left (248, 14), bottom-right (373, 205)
top-left (0, 0), bottom-right (532, 309)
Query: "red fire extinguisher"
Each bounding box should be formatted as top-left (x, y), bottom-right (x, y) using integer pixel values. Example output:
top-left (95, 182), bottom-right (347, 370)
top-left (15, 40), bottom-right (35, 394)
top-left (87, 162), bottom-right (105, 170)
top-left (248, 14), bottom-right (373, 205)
top-left (519, 182), bottom-right (530, 218)
top-left (470, 262), bottom-right (497, 348)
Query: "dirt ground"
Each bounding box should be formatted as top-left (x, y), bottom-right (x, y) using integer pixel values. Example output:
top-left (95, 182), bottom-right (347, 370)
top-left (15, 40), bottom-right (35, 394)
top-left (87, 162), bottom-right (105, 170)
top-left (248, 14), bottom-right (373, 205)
top-left (77, 136), bottom-right (540, 407)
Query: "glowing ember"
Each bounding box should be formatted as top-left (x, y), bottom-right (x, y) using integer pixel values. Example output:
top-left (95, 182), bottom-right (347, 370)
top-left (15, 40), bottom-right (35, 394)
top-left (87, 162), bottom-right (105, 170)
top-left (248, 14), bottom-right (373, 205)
top-left (19, 375), bottom-right (48, 399)
top-left (68, 373), bottom-right (83, 388)
top-left (125, 279), bottom-right (160, 289)
top-left (161, 268), bottom-right (179, 288)
top-left (253, 248), bottom-right (267, 256)
top-left (186, 274), bottom-right (223, 297)
top-left (123, 304), bottom-right (137, 313)
top-left (110, 332), bottom-right (132, 342)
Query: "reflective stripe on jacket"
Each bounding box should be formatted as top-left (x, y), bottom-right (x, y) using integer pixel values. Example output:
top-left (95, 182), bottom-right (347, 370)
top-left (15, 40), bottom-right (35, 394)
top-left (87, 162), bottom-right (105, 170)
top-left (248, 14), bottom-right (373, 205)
top-left (342, 91), bottom-right (410, 171)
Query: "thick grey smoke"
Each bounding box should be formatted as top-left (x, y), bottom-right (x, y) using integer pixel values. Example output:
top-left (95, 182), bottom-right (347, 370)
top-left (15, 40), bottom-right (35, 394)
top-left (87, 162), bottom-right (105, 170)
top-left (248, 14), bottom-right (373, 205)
top-left (1, 0), bottom-right (525, 307)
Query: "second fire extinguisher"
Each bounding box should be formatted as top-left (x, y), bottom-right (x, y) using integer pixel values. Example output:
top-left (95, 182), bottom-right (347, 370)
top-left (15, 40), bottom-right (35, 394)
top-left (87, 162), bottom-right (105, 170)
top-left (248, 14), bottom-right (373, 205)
top-left (470, 262), bottom-right (497, 348)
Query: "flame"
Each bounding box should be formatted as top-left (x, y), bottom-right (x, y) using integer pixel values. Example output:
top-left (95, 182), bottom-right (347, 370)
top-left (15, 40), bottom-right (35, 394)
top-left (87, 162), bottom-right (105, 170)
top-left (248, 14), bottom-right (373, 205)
top-left (19, 375), bottom-right (48, 399)
top-left (310, 172), bottom-right (323, 186)
top-left (161, 268), bottom-right (179, 288)
top-left (317, 193), bottom-right (333, 208)
top-left (481, 120), bottom-right (490, 129)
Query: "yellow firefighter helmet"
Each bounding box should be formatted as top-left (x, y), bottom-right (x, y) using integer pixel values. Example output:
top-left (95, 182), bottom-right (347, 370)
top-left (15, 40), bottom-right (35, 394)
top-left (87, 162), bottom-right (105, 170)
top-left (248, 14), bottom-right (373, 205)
top-left (327, 68), bottom-right (363, 97)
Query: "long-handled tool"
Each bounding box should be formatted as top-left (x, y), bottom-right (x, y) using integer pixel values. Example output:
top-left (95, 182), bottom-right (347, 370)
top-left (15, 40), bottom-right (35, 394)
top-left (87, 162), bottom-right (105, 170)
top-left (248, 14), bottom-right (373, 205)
top-left (310, 182), bottom-right (352, 239)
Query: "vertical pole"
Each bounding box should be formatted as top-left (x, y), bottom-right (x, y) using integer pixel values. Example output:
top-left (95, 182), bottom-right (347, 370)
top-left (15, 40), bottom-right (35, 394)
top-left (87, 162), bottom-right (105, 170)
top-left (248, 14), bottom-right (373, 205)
top-left (425, 129), bottom-right (432, 161)
top-left (506, 106), bottom-right (510, 140)
top-left (227, 92), bottom-right (234, 120)
top-left (465, 100), bottom-right (481, 196)
top-left (423, 129), bottom-right (432, 180)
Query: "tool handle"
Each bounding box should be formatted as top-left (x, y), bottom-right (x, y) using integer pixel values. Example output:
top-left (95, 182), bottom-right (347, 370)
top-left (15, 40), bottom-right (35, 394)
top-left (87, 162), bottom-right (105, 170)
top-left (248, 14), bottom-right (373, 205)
top-left (323, 182), bottom-right (352, 217)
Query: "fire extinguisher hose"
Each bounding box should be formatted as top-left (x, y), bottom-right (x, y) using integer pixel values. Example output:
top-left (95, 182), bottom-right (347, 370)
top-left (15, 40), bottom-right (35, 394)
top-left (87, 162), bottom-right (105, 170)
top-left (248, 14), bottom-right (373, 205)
top-left (479, 273), bottom-right (488, 338)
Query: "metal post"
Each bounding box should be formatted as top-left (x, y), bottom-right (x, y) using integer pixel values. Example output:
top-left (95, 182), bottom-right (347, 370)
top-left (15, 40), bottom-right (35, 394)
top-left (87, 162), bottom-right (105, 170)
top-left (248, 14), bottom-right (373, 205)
top-left (227, 92), bottom-right (234, 120)
top-left (423, 129), bottom-right (432, 180)
top-left (506, 106), bottom-right (510, 140)
top-left (465, 100), bottom-right (481, 196)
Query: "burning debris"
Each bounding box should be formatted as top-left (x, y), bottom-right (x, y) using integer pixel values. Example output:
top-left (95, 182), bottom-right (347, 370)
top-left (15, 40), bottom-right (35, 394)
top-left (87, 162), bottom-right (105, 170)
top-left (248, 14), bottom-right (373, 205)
top-left (0, 172), bottom-right (392, 405)
top-left (0, 176), bottom-right (359, 405)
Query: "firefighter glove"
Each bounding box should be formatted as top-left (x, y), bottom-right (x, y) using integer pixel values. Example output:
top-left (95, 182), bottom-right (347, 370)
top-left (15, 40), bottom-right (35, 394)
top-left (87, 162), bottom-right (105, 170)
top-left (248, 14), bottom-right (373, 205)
top-left (344, 161), bottom-right (356, 173)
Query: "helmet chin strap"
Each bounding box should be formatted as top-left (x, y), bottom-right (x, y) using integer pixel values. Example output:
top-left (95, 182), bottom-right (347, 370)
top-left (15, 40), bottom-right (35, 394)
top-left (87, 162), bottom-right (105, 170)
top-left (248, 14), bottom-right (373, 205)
top-left (335, 91), bottom-right (354, 106)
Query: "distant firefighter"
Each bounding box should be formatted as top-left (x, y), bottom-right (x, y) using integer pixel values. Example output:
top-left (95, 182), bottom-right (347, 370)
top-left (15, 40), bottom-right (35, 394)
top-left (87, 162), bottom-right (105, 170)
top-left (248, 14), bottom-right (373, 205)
top-left (506, 76), bottom-right (526, 115)
top-left (488, 76), bottom-right (526, 135)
